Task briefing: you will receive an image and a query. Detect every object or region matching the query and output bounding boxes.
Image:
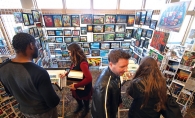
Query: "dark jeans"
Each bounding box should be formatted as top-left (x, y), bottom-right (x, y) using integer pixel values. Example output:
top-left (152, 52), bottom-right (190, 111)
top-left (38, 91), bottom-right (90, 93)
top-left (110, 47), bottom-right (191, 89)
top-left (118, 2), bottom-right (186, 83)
top-left (22, 107), bottom-right (57, 118)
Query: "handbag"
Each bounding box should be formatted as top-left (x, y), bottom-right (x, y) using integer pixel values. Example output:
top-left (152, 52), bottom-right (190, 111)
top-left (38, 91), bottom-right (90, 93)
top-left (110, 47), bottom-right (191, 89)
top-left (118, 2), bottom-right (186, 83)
top-left (161, 87), bottom-right (183, 118)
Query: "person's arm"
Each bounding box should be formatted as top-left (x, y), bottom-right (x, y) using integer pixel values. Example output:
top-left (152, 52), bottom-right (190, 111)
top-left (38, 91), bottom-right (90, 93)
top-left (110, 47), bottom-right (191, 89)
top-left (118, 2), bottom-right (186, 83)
top-left (74, 61), bottom-right (92, 88)
top-left (126, 80), bottom-right (139, 99)
top-left (37, 70), bottom-right (60, 108)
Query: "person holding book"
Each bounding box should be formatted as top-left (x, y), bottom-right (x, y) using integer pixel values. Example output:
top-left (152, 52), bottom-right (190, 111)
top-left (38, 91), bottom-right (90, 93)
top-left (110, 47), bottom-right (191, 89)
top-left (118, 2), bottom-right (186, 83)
top-left (60, 42), bottom-right (92, 117)
top-left (91, 49), bottom-right (131, 118)
top-left (126, 56), bottom-right (167, 118)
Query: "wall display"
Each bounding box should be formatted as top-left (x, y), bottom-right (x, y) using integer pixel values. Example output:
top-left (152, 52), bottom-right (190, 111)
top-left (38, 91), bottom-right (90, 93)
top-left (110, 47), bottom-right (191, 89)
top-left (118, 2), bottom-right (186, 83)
top-left (170, 82), bottom-right (183, 96)
top-left (71, 15), bottom-right (80, 27)
top-left (48, 37), bottom-right (56, 43)
top-left (55, 30), bottom-right (63, 36)
top-left (53, 15), bottom-right (62, 27)
top-left (157, 1), bottom-right (190, 32)
top-left (80, 27), bottom-right (87, 35)
top-left (90, 42), bottom-right (100, 49)
top-left (62, 50), bottom-right (69, 57)
top-left (83, 48), bottom-right (90, 55)
top-left (33, 27), bottom-right (39, 37)
top-left (64, 30), bottom-right (72, 36)
top-left (104, 33), bottom-right (115, 41)
top-left (93, 15), bottom-right (104, 24)
top-left (149, 20), bottom-right (158, 29)
top-left (115, 33), bottom-right (125, 41)
top-left (91, 49), bottom-right (100, 56)
top-left (55, 49), bottom-right (62, 56)
top-left (72, 30), bottom-right (80, 36)
top-left (105, 24), bottom-right (115, 32)
top-left (150, 31), bottom-right (169, 53)
top-left (116, 15), bottom-right (127, 23)
top-left (100, 42), bottom-right (110, 49)
top-left (169, 45), bottom-right (185, 61)
top-left (110, 42), bottom-right (120, 49)
top-left (177, 90), bottom-right (191, 106)
top-left (62, 15), bottom-right (71, 27)
top-left (127, 15), bottom-right (135, 26)
top-left (174, 68), bottom-right (191, 83)
top-left (64, 37), bottom-right (72, 43)
top-left (102, 57), bottom-right (109, 66)
top-left (135, 28), bottom-right (142, 40)
top-left (100, 50), bottom-right (109, 57)
top-left (135, 12), bottom-right (141, 25)
top-left (57, 60), bottom-right (71, 68)
top-left (165, 60), bottom-right (179, 72)
top-left (105, 14), bottom-right (116, 23)
top-left (31, 10), bottom-right (40, 22)
top-left (28, 13), bottom-right (34, 25)
top-left (146, 30), bottom-right (153, 39)
top-left (93, 25), bottom-right (104, 33)
top-left (87, 57), bottom-right (101, 67)
top-left (55, 37), bottom-right (63, 43)
top-left (81, 14), bottom-right (93, 24)
top-left (72, 37), bottom-right (80, 42)
top-left (47, 30), bottom-right (55, 36)
top-left (80, 36), bottom-right (87, 42)
top-left (115, 24), bottom-right (125, 32)
top-left (163, 72), bottom-right (175, 86)
top-left (140, 11), bottom-right (146, 25)
top-left (87, 25), bottom-right (93, 32)
top-left (83, 43), bottom-right (90, 48)
top-left (121, 42), bottom-right (131, 49)
top-left (145, 10), bottom-right (153, 26)
top-left (14, 26), bottom-right (23, 34)
top-left (22, 13), bottom-right (30, 26)
top-left (180, 51), bottom-right (195, 68)
top-left (43, 15), bottom-right (54, 27)
top-left (93, 34), bottom-right (104, 42)
top-left (29, 28), bottom-right (35, 37)
top-left (125, 29), bottom-right (133, 39)
top-left (13, 12), bottom-right (23, 23)
top-left (141, 29), bottom-right (147, 37)
top-left (149, 49), bottom-right (164, 67)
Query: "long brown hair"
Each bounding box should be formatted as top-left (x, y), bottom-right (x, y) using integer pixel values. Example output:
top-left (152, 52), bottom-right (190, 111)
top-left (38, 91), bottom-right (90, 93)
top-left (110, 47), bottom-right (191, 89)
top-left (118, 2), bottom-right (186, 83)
top-left (132, 56), bottom-right (167, 112)
top-left (67, 42), bottom-right (87, 65)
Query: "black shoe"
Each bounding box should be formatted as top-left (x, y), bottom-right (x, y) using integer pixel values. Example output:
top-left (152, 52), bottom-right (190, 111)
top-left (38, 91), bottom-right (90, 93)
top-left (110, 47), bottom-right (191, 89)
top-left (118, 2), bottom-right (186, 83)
top-left (73, 105), bottom-right (83, 113)
top-left (81, 109), bottom-right (89, 117)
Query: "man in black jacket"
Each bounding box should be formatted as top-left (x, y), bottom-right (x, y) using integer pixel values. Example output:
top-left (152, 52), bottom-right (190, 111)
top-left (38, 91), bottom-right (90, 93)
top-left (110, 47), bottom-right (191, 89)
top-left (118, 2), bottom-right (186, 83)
top-left (0, 33), bottom-right (60, 118)
top-left (91, 49), bottom-right (131, 118)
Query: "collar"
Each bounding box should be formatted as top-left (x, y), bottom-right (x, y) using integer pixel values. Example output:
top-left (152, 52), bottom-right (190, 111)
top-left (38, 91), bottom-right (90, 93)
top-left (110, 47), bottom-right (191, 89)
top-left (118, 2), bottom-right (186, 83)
top-left (108, 67), bottom-right (120, 79)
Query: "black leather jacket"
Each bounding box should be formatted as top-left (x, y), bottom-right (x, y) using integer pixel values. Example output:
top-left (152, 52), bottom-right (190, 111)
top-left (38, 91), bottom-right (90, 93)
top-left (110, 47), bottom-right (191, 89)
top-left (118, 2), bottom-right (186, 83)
top-left (91, 67), bottom-right (122, 118)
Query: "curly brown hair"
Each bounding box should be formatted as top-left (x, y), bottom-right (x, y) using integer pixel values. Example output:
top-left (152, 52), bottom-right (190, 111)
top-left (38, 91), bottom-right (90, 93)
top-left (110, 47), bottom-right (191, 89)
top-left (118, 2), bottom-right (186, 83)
top-left (67, 42), bottom-right (87, 65)
top-left (132, 56), bottom-right (167, 112)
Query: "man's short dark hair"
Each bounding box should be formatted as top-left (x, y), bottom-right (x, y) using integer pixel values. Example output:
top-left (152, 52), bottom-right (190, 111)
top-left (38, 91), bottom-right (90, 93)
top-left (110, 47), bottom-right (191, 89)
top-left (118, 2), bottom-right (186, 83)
top-left (12, 33), bottom-right (35, 54)
top-left (108, 48), bottom-right (131, 64)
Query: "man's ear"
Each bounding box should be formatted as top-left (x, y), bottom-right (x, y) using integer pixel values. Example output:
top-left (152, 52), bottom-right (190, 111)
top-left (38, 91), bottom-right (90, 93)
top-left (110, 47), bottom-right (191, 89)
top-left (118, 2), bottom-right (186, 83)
top-left (109, 62), bottom-right (112, 67)
top-left (29, 43), bottom-right (34, 50)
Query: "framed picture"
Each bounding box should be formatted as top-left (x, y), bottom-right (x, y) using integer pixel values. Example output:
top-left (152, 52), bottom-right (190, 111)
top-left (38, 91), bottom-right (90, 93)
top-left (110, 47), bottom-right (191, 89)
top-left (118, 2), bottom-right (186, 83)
top-left (71, 15), bottom-right (80, 27)
top-left (81, 27), bottom-right (87, 35)
top-left (62, 14), bottom-right (71, 27)
top-left (77, 43), bottom-right (83, 48)
top-left (116, 15), bottom-right (127, 23)
top-left (104, 33), bottom-right (115, 41)
top-left (146, 30), bottom-right (153, 38)
top-left (83, 48), bottom-right (90, 55)
top-left (33, 27), bottom-right (39, 37)
top-left (139, 39), bottom-right (145, 48)
top-left (28, 14), bottom-right (34, 25)
top-left (53, 15), bottom-right (62, 27)
top-left (72, 37), bottom-right (80, 42)
top-left (14, 26), bottom-right (23, 34)
top-left (64, 30), bottom-right (72, 36)
top-left (105, 14), bottom-right (116, 23)
top-left (177, 90), bottom-right (191, 106)
top-left (29, 28), bottom-right (35, 37)
top-left (93, 25), bottom-right (104, 33)
top-left (80, 36), bottom-right (87, 42)
top-left (165, 60), bottom-right (179, 72)
top-left (125, 29), bottom-right (133, 39)
top-left (48, 37), bottom-right (56, 43)
top-left (43, 15), bottom-right (54, 27)
top-left (170, 82), bottom-right (183, 96)
top-left (93, 15), bottom-right (104, 24)
top-left (31, 10), bottom-right (40, 22)
top-left (87, 25), bottom-right (93, 32)
top-left (115, 24), bottom-right (125, 32)
top-left (135, 12), bottom-right (141, 25)
top-left (64, 37), bottom-right (72, 43)
top-left (141, 29), bottom-right (147, 37)
top-left (110, 42), bottom-right (120, 49)
top-left (47, 30), bottom-right (55, 36)
top-left (135, 40), bottom-right (140, 47)
top-left (22, 13), bottom-right (30, 26)
top-left (87, 57), bottom-right (101, 67)
top-left (93, 34), bottom-right (104, 42)
top-left (81, 14), bottom-right (93, 24)
top-left (61, 43), bottom-right (66, 50)
top-left (180, 51), bottom-right (195, 68)
top-left (121, 42), bottom-right (131, 49)
top-left (145, 10), bottom-right (153, 26)
top-left (55, 37), bottom-right (63, 43)
top-left (104, 24), bottom-right (115, 33)
top-left (102, 57), bottom-right (109, 66)
top-left (100, 50), bottom-right (109, 57)
top-left (140, 11), bottom-right (146, 25)
top-left (143, 38), bottom-right (150, 48)
top-left (90, 42), bottom-right (100, 49)
top-left (83, 43), bottom-right (90, 48)
top-left (62, 50), bottom-right (69, 57)
top-left (13, 12), bottom-right (23, 23)
top-left (130, 40), bottom-right (135, 47)
top-left (72, 30), bottom-right (80, 36)
top-left (135, 28), bottom-right (142, 40)
top-left (55, 30), bottom-right (63, 36)
top-left (174, 68), bottom-right (191, 83)
top-left (115, 33), bottom-right (125, 41)
top-left (100, 42), bottom-right (110, 49)
top-left (149, 20), bottom-right (158, 29)
top-left (91, 49), bottom-right (100, 56)
top-left (127, 15), bottom-right (135, 26)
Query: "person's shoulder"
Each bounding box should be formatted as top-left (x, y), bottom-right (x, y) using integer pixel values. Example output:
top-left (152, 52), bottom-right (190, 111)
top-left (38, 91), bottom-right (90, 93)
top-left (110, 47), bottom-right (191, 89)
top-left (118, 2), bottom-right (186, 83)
top-left (0, 59), bottom-right (11, 68)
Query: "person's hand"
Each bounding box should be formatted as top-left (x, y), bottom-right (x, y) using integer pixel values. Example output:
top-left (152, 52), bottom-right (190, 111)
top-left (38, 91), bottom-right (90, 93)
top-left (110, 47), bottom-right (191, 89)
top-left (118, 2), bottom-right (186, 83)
top-left (125, 72), bottom-right (134, 80)
top-left (69, 84), bottom-right (76, 90)
top-left (119, 103), bottom-right (123, 108)
top-left (59, 72), bottom-right (67, 79)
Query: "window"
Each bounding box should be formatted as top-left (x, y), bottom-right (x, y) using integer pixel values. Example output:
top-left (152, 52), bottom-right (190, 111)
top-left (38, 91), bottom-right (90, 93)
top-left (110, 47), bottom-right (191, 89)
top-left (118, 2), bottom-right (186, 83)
top-left (66, 0), bottom-right (90, 9)
top-left (120, 0), bottom-right (143, 9)
top-left (0, 0), bottom-right (22, 9)
top-left (145, 0), bottom-right (166, 10)
top-left (93, 0), bottom-right (117, 9)
top-left (36, 0), bottom-right (63, 9)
